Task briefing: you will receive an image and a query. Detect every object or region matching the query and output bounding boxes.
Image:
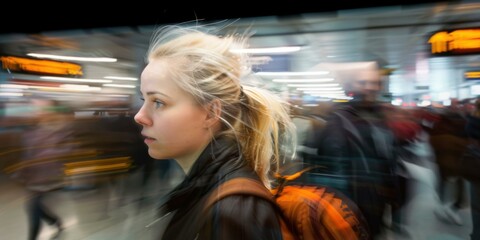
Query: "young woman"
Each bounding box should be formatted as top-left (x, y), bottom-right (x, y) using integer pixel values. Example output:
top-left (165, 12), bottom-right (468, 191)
top-left (134, 25), bottom-right (296, 239)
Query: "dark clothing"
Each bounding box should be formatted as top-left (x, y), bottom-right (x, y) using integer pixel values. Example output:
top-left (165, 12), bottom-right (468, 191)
top-left (464, 114), bottom-right (480, 239)
top-left (312, 103), bottom-right (399, 237)
top-left (428, 110), bottom-right (470, 208)
top-left (17, 119), bottom-right (73, 240)
top-left (462, 114), bottom-right (480, 181)
top-left (471, 182), bottom-right (480, 239)
top-left (27, 192), bottom-right (61, 240)
top-left (159, 137), bottom-right (282, 240)
top-left (466, 114), bottom-right (480, 140)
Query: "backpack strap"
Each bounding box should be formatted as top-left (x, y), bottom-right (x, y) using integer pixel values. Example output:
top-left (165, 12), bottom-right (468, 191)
top-left (204, 178), bottom-right (297, 240)
top-left (205, 178), bottom-right (274, 210)
top-left (205, 167), bottom-right (320, 208)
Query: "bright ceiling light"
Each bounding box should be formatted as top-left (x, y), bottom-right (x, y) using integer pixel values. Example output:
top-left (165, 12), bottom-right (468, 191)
top-left (230, 46), bottom-right (301, 54)
top-left (288, 83), bottom-right (339, 87)
top-left (296, 87), bottom-right (343, 91)
top-left (0, 84), bottom-right (29, 89)
top-left (28, 53), bottom-right (117, 62)
top-left (303, 90), bottom-right (345, 94)
top-left (104, 76), bottom-right (138, 81)
top-left (255, 71), bottom-right (329, 76)
top-left (272, 78), bottom-right (334, 82)
top-left (103, 84), bottom-right (136, 88)
top-left (60, 84), bottom-right (102, 91)
top-left (40, 76), bottom-right (112, 83)
top-left (0, 92), bottom-right (23, 97)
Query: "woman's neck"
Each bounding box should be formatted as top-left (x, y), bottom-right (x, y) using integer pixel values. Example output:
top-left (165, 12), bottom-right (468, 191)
top-left (175, 141), bottom-right (212, 175)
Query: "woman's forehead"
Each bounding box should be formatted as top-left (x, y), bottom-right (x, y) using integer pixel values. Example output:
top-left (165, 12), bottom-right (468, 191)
top-left (140, 63), bottom-right (190, 99)
top-left (142, 59), bottom-right (170, 77)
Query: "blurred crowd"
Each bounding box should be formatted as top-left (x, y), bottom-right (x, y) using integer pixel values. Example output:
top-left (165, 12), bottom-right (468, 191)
top-left (0, 74), bottom-right (478, 239)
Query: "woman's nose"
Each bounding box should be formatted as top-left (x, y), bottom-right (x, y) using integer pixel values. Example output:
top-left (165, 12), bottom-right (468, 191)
top-left (134, 108), bottom-right (151, 126)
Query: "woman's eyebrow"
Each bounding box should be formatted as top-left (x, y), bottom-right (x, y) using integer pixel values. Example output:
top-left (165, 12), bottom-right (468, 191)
top-left (146, 91), bottom-right (169, 98)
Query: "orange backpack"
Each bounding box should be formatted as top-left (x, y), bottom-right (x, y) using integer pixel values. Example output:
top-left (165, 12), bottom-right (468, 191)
top-left (207, 172), bottom-right (370, 240)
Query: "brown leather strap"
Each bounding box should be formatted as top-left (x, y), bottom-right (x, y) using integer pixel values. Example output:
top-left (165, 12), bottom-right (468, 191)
top-left (205, 178), bottom-right (275, 211)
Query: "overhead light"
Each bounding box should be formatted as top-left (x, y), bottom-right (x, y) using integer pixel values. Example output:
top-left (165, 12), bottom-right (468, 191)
top-left (296, 87), bottom-right (343, 91)
top-left (104, 94), bottom-right (130, 98)
top-left (0, 84), bottom-right (29, 89)
top-left (303, 90), bottom-right (345, 94)
top-left (309, 93), bottom-right (348, 98)
top-left (103, 84), bottom-right (136, 88)
top-left (230, 46), bottom-right (301, 54)
top-left (40, 76), bottom-right (112, 83)
top-left (0, 92), bottom-right (23, 97)
top-left (288, 84), bottom-right (340, 87)
top-left (60, 84), bottom-right (102, 92)
top-left (255, 71), bottom-right (329, 76)
top-left (28, 53), bottom-right (117, 62)
top-left (272, 78), bottom-right (334, 83)
top-left (104, 76), bottom-right (138, 81)
top-left (248, 56), bottom-right (273, 65)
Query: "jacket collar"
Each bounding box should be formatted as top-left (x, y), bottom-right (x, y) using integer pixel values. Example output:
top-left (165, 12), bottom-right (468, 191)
top-left (162, 136), bottom-right (247, 212)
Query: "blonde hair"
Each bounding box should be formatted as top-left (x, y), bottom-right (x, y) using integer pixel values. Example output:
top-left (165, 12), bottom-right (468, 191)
top-left (146, 24), bottom-right (296, 188)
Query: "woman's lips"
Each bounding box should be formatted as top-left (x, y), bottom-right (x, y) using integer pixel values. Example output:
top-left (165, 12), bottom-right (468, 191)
top-left (142, 135), bottom-right (156, 144)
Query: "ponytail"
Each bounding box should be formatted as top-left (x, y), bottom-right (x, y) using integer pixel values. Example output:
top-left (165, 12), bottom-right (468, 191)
top-left (236, 85), bottom-right (296, 188)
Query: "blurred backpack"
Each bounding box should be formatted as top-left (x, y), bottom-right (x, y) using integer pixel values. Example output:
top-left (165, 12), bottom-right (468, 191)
top-left (206, 169), bottom-right (370, 240)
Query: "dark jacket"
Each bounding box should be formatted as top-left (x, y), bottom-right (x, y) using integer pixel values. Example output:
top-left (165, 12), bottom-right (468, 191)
top-left (315, 103), bottom-right (397, 189)
top-left (461, 114), bottom-right (480, 182)
top-left (158, 136), bottom-right (282, 240)
top-left (313, 103), bottom-right (399, 236)
top-left (428, 110), bottom-right (469, 178)
top-left (466, 114), bottom-right (480, 140)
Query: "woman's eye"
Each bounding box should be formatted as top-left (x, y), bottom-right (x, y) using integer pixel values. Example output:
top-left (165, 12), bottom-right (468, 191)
top-left (140, 97), bottom-right (145, 102)
top-left (154, 100), bottom-right (164, 108)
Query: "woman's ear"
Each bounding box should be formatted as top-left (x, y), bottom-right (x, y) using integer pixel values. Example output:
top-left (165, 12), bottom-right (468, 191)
top-left (204, 99), bottom-right (222, 128)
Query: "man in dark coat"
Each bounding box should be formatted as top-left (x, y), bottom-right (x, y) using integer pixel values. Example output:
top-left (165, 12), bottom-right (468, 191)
top-left (313, 62), bottom-right (403, 238)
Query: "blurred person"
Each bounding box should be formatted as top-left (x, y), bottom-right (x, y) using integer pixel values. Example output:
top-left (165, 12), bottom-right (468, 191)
top-left (462, 97), bottom-right (480, 239)
top-left (134, 24), bottom-right (297, 239)
top-left (14, 98), bottom-right (75, 240)
top-left (428, 98), bottom-right (470, 226)
top-left (312, 63), bottom-right (405, 238)
top-left (387, 108), bottom-right (420, 200)
top-left (387, 108), bottom-right (438, 229)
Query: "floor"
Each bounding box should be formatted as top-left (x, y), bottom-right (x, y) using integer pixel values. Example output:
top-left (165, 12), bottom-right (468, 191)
top-left (0, 158), bottom-right (474, 240)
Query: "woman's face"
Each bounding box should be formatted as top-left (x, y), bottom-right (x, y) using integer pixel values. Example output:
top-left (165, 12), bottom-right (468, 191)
top-left (134, 58), bottom-right (213, 163)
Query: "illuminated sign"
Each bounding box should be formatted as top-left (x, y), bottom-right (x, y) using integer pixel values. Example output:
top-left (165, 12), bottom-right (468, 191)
top-left (0, 56), bottom-right (83, 76)
top-left (465, 71), bottom-right (480, 80)
top-left (428, 29), bottom-right (480, 55)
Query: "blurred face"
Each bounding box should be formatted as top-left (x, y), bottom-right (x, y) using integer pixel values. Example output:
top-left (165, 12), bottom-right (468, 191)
top-left (134, 58), bottom-right (213, 165)
top-left (351, 70), bottom-right (382, 102)
top-left (30, 99), bottom-right (58, 123)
